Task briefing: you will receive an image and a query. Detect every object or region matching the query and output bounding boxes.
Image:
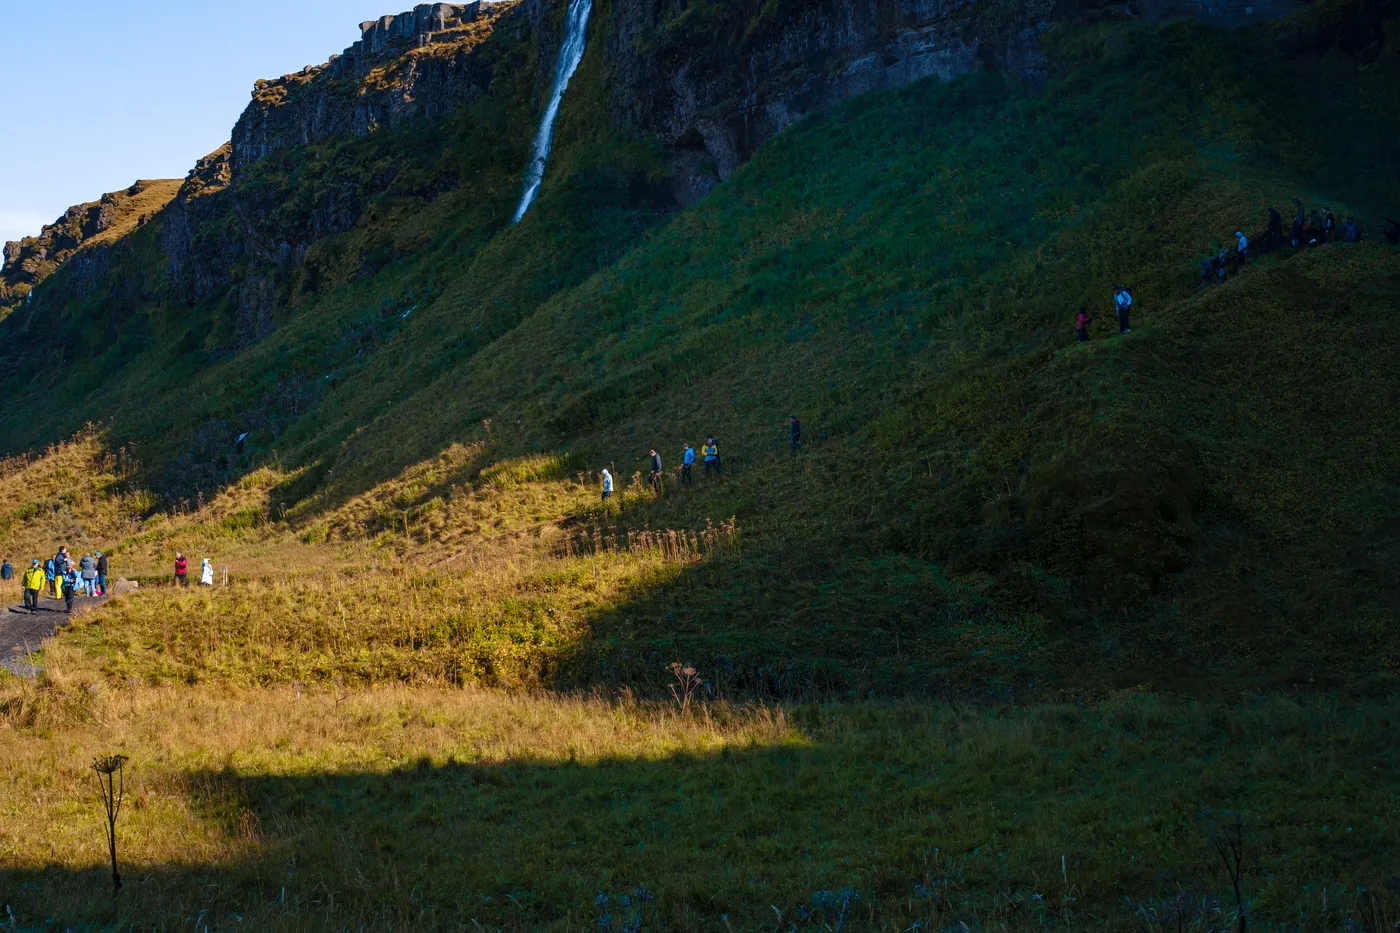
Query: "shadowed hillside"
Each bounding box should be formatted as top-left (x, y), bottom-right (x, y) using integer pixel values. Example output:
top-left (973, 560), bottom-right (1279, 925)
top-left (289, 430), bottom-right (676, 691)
top-left (1, 4), bottom-right (1398, 697)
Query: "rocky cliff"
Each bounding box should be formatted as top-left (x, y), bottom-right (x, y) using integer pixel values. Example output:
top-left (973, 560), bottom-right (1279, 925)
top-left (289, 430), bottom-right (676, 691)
top-left (0, 179), bottom-right (182, 317)
top-left (9, 0), bottom-right (1328, 329)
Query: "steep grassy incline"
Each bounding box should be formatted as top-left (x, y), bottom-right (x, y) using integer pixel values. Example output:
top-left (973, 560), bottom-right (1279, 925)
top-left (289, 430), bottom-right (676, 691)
top-left (2, 12), bottom-right (1398, 696)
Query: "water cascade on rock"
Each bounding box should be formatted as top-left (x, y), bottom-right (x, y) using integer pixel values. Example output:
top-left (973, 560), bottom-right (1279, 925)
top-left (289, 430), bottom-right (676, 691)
top-left (511, 0), bottom-right (593, 223)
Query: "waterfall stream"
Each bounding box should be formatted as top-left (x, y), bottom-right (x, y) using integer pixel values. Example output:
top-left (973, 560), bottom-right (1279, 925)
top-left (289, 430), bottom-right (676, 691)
top-left (511, 0), bottom-right (593, 223)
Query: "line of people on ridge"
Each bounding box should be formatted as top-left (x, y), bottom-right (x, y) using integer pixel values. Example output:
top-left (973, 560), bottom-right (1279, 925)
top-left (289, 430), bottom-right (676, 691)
top-left (1198, 201), bottom-right (1369, 287)
top-left (4, 546), bottom-right (109, 614)
top-left (598, 417), bottom-right (802, 501)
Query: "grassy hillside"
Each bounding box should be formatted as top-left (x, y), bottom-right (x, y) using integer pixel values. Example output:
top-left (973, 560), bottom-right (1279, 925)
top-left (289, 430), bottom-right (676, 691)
top-left (2, 5), bottom-right (1400, 930)
top-left (1, 11), bottom-right (1398, 696)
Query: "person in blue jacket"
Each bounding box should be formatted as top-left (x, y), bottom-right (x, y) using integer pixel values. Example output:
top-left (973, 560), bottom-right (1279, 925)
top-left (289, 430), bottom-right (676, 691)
top-left (61, 564), bottom-right (79, 613)
top-left (681, 444), bottom-right (695, 484)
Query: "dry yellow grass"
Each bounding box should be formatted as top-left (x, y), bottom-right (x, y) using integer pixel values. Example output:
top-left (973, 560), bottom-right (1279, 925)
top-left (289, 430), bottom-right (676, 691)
top-left (2, 682), bottom-right (1396, 930)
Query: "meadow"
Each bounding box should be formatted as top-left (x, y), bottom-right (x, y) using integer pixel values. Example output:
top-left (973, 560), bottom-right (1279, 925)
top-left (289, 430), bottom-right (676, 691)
top-left (3, 684), bottom-right (1398, 931)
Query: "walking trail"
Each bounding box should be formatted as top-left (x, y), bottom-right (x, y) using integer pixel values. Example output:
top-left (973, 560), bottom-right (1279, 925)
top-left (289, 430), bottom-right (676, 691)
top-left (2, 583), bottom-right (130, 677)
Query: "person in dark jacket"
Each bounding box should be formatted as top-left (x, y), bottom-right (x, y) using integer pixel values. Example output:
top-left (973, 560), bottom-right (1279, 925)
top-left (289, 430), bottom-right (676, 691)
top-left (1267, 207), bottom-right (1283, 250)
top-left (174, 552), bottom-right (189, 587)
top-left (1, 559), bottom-right (12, 581)
top-left (789, 416), bottom-right (802, 454)
top-left (96, 551), bottom-right (108, 596)
top-left (648, 450), bottom-right (663, 494)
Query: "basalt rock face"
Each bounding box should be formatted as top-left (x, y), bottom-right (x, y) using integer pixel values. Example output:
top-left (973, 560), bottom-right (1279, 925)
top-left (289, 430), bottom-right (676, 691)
top-left (603, 0), bottom-right (1062, 205)
top-left (599, 0), bottom-right (1317, 205)
top-left (229, 1), bottom-right (507, 176)
top-left (0, 180), bottom-right (181, 317)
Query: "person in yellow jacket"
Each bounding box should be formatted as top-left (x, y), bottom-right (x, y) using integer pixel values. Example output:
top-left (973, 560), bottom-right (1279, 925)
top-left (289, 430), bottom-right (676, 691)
top-left (22, 559), bottom-right (46, 613)
top-left (702, 437), bottom-right (721, 477)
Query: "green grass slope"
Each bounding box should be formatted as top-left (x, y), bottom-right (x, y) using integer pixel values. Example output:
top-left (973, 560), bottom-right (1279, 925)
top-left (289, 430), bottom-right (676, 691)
top-left (2, 10), bottom-right (1399, 696)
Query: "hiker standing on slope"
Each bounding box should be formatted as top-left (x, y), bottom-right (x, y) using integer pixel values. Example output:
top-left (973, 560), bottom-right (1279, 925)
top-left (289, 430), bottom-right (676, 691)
top-left (174, 552), bottom-right (189, 587)
top-left (649, 450), bottom-right (663, 495)
top-left (1113, 286), bottom-right (1133, 334)
top-left (600, 468), bottom-right (614, 502)
top-left (23, 560), bottom-right (45, 613)
top-left (1075, 308), bottom-right (1094, 342)
top-left (1, 558), bottom-right (11, 583)
top-left (1267, 207), bottom-right (1283, 250)
top-left (60, 563), bottom-right (78, 614)
top-left (96, 550), bottom-right (108, 597)
top-left (44, 557), bottom-right (57, 599)
top-left (702, 437), bottom-right (721, 477)
top-left (79, 552), bottom-right (97, 596)
top-left (681, 444), bottom-right (696, 485)
top-left (201, 558), bottom-right (215, 586)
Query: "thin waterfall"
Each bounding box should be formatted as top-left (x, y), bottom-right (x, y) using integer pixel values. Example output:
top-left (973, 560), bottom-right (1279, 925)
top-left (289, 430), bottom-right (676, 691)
top-left (511, 0), bottom-right (593, 223)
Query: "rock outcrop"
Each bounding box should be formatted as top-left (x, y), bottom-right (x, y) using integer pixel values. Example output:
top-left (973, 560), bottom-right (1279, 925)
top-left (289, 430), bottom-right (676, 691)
top-left (1, 179), bottom-right (182, 316)
top-left (231, 1), bottom-right (500, 175)
top-left (599, 0), bottom-right (1315, 206)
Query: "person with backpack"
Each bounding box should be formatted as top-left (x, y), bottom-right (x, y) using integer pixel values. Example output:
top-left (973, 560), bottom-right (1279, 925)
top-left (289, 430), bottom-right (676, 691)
top-left (681, 444), bottom-right (696, 485)
top-left (45, 557), bottom-right (57, 599)
top-left (174, 552), bottom-right (189, 587)
top-left (23, 560), bottom-right (46, 613)
top-left (789, 416), bottom-right (802, 454)
top-left (1113, 286), bottom-right (1133, 334)
top-left (648, 450), bottom-right (663, 494)
top-left (600, 468), bottom-right (614, 501)
top-left (1075, 308), bottom-right (1094, 342)
top-left (702, 437), bottom-right (721, 476)
top-left (96, 551), bottom-right (108, 596)
top-left (60, 563), bottom-right (79, 613)
top-left (79, 552), bottom-right (98, 596)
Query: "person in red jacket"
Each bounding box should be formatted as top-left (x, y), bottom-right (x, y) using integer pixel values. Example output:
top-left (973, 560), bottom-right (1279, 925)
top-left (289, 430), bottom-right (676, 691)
top-left (174, 552), bottom-right (189, 587)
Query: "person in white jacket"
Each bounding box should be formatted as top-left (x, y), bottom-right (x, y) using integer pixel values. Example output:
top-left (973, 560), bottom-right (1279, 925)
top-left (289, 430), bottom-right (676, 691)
top-left (200, 558), bottom-right (214, 586)
top-left (600, 469), bottom-right (614, 502)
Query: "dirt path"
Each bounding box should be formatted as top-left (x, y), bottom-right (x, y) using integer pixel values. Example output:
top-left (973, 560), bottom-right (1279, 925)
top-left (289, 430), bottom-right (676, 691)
top-left (2, 591), bottom-right (111, 676)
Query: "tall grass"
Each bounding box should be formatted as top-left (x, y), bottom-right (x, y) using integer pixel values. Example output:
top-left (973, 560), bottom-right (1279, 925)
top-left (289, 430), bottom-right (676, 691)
top-left (1, 686), bottom-right (1396, 930)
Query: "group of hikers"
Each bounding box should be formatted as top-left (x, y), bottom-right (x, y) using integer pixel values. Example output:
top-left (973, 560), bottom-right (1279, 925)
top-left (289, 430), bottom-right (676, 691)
top-left (2, 548), bottom-right (219, 613)
top-left (600, 417), bottom-right (802, 500)
top-left (1075, 286), bottom-right (1135, 342)
top-left (3, 546), bottom-right (108, 614)
top-left (1079, 201), bottom-right (1395, 341)
top-left (173, 551), bottom-right (216, 587)
top-left (1198, 201), bottom-right (1370, 287)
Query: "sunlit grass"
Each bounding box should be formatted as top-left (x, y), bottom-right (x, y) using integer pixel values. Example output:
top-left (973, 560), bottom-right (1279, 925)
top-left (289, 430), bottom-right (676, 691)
top-left (1, 686), bottom-right (1396, 930)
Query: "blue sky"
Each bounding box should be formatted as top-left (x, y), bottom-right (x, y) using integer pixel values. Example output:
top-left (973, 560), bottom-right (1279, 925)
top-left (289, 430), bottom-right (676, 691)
top-left (0, 1), bottom-right (411, 250)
